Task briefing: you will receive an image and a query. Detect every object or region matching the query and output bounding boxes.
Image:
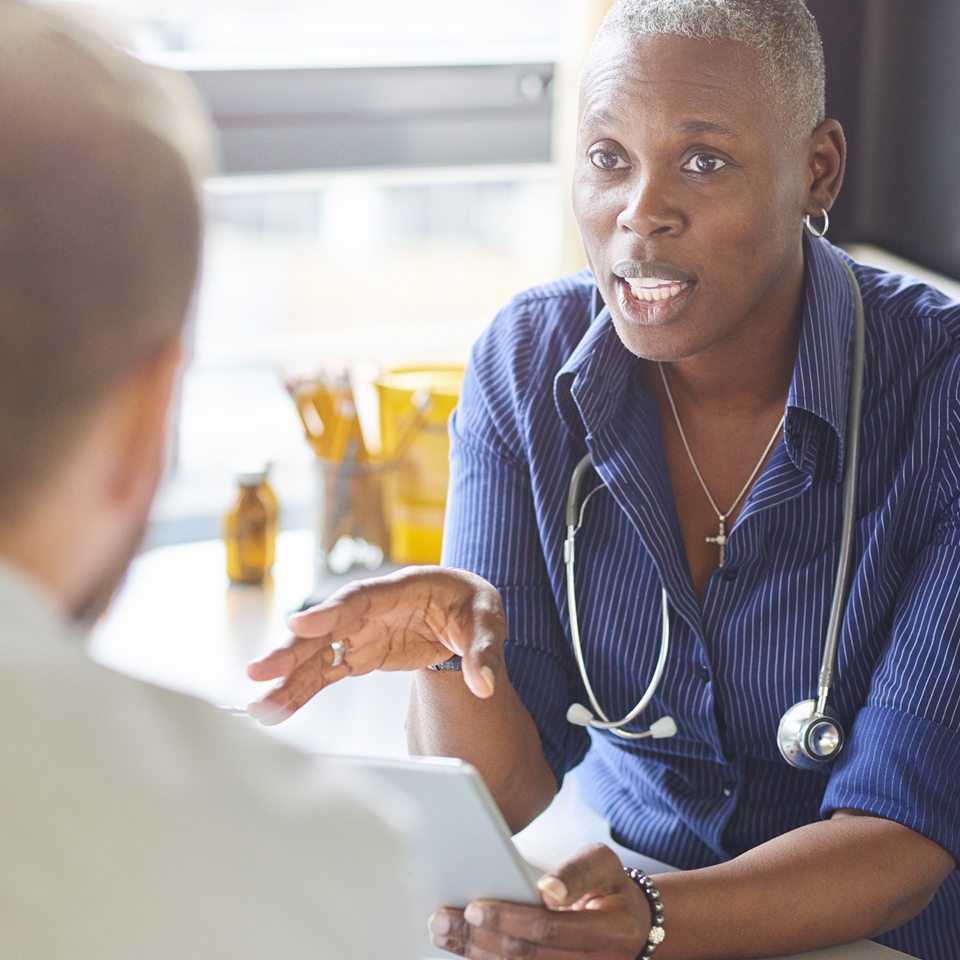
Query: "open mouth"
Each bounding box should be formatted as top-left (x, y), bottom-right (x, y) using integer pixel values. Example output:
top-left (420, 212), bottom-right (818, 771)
top-left (611, 261), bottom-right (697, 327)
top-left (624, 277), bottom-right (693, 303)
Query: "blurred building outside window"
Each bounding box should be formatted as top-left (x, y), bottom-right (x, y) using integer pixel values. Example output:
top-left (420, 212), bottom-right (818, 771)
top-left (59, 0), bottom-right (562, 69)
top-left (50, 0), bottom-right (566, 546)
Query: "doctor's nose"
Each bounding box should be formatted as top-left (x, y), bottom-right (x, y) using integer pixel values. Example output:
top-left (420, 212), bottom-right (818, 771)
top-left (616, 179), bottom-right (684, 238)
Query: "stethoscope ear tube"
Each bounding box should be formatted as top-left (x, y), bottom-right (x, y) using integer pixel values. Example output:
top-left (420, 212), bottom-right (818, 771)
top-left (777, 258), bottom-right (865, 768)
top-left (565, 453), bottom-right (675, 740)
top-left (816, 259), bottom-right (865, 712)
top-left (566, 455), bottom-right (596, 529)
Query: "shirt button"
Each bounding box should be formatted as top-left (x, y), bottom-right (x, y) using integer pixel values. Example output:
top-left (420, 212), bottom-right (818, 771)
top-left (723, 787), bottom-right (732, 798)
top-left (721, 567), bottom-right (739, 582)
top-left (697, 665), bottom-right (710, 681)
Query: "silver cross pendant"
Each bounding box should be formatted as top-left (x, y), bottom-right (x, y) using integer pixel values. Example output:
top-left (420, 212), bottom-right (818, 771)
top-left (706, 516), bottom-right (728, 568)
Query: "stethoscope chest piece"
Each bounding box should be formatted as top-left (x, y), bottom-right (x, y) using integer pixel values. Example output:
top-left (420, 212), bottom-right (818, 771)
top-left (777, 699), bottom-right (845, 770)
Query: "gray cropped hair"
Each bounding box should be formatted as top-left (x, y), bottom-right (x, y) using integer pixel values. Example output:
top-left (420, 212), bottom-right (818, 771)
top-left (593, 0), bottom-right (826, 138)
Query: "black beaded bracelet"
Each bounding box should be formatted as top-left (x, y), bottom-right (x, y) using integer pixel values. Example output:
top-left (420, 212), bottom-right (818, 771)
top-left (623, 867), bottom-right (665, 959)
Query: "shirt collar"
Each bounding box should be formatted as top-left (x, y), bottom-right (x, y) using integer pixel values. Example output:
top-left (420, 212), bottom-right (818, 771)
top-left (554, 236), bottom-right (857, 481)
top-left (0, 555), bottom-right (81, 656)
top-left (786, 235), bottom-right (857, 480)
top-left (553, 302), bottom-right (624, 436)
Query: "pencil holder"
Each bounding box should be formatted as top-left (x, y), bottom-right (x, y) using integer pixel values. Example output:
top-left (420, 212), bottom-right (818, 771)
top-left (314, 458), bottom-right (391, 580)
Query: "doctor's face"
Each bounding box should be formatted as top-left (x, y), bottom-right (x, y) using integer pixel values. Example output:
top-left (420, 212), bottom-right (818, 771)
top-left (573, 33), bottom-right (815, 362)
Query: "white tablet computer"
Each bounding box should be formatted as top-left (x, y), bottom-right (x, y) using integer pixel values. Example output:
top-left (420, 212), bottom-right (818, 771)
top-left (320, 758), bottom-right (910, 960)
top-left (323, 755), bottom-right (542, 910)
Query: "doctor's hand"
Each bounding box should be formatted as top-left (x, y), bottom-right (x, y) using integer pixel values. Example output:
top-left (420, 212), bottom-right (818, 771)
top-left (245, 566), bottom-right (505, 724)
top-left (429, 844), bottom-right (652, 960)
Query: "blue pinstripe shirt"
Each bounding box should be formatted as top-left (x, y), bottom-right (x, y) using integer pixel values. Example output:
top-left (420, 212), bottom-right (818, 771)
top-left (443, 237), bottom-right (960, 959)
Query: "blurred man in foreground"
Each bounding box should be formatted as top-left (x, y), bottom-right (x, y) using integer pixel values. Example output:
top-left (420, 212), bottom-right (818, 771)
top-left (0, 3), bottom-right (419, 956)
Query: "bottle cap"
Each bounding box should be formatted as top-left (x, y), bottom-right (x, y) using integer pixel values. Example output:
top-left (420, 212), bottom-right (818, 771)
top-left (235, 469), bottom-right (267, 486)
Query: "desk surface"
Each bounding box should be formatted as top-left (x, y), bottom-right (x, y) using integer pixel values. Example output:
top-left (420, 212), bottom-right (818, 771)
top-left (91, 530), bottom-right (413, 758)
top-left (91, 531), bottom-right (913, 960)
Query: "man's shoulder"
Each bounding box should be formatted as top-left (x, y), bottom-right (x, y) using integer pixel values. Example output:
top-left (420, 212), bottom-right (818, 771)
top-left (0, 627), bottom-right (419, 957)
top-left (0, 629), bottom-right (364, 813)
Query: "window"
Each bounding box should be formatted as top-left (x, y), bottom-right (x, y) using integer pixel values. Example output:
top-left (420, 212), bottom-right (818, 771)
top-left (50, 0), bottom-right (564, 545)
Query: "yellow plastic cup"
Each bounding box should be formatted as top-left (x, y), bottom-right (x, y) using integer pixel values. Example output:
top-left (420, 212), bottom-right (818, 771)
top-left (375, 366), bottom-right (464, 564)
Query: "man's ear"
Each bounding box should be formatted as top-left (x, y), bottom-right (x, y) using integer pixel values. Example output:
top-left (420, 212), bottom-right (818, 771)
top-left (106, 339), bottom-right (183, 509)
top-left (805, 118), bottom-right (846, 217)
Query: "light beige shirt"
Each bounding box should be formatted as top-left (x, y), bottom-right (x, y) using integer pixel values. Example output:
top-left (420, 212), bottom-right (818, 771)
top-left (0, 559), bottom-right (420, 959)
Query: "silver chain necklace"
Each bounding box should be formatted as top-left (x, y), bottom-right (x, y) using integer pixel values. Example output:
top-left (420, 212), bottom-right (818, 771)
top-left (658, 363), bottom-right (785, 568)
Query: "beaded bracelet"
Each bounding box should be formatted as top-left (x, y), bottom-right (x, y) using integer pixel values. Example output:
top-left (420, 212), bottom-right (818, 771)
top-left (623, 867), bottom-right (665, 958)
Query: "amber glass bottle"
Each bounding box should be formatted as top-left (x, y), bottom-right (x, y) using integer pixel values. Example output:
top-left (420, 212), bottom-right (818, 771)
top-left (258, 469), bottom-right (279, 573)
top-left (224, 471), bottom-right (272, 584)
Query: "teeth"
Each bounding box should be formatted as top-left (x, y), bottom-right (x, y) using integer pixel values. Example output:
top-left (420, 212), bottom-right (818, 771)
top-left (625, 277), bottom-right (688, 303)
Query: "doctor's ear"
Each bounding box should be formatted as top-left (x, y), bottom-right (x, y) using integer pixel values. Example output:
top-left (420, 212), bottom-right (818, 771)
top-left (805, 118), bottom-right (846, 218)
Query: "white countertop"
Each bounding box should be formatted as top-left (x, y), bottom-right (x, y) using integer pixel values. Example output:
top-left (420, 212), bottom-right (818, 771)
top-left (90, 530), bottom-right (913, 960)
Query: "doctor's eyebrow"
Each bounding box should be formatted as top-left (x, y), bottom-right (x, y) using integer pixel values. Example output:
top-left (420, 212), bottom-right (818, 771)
top-left (580, 109), bottom-right (619, 131)
top-left (677, 119), bottom-right (739, 138)
top-left (578, 112), bottom-right (740, 139)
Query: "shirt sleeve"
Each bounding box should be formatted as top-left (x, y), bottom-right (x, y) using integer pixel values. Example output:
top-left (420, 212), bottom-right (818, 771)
top-left (441, 314), bottom-right (591, 786)
top-left (822, 378), bottom-right (960, 865)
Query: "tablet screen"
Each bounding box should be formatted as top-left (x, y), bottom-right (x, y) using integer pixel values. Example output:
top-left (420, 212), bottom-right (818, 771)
top-left (323, 755), bottom-right (542, 910)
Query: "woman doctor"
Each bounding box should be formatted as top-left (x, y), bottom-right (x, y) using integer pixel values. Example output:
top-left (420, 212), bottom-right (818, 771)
top-left (248, 1), bottom-right (959, 957)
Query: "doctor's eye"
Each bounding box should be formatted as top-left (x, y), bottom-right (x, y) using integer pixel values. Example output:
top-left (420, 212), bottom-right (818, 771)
top-left (588, 143), bottom-right (629, 170)
top-left (681, 153), bottom-right (727, 174)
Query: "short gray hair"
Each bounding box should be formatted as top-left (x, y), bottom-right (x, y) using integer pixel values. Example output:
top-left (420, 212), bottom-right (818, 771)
top-left (594, 0), bottom-right (826, 137)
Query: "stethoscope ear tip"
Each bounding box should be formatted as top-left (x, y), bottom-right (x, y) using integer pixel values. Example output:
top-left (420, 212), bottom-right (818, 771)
top-left (566, 702), bottom-right (595, 726)
top-left (649, 716), bottom-right (677, 739)
top-left (566, 703), bottom-right (678, 739)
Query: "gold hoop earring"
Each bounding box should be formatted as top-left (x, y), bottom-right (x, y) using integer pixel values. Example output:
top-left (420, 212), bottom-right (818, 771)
top-left (804, 206), bottom-right (829, 239)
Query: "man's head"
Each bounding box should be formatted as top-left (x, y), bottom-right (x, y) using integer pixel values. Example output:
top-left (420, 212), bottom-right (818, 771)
top-left (0, 1), bottom-right (202, 618)
top-left (573, 0), bottom-right (843, 363)
top-left (592, 0), bottom-right (825, 143)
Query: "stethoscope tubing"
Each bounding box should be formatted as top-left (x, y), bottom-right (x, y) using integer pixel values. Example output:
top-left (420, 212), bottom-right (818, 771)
top-left (816, 259), bottom-right (865, 714)
top-left (566, 541), bottom-right (669, 730)
top-left (564, 254), bottom-right (865, 748)
top-left (565, 454), bottom-right (672, 737)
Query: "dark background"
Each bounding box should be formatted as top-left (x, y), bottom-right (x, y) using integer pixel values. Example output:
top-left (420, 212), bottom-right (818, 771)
top-left (808, 0), bottom-right (960, 279)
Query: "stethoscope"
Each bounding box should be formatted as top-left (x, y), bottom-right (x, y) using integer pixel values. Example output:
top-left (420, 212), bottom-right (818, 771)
top-left (563, 258), bottom-right (865, 770)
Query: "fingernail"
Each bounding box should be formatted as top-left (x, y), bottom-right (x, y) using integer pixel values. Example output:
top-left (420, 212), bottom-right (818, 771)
top-left (287, 605), bottom-right (317, 624)
top-left (429, 911), bottom-right (451, 936)
top-left (464, 903), bottom-right (484, 926)
top-left (537, 875), bottom-right (568, 903)
top-left (244, 699), bottom-right (291, 726)
top-left (480, 665), bottom-right (495, 696)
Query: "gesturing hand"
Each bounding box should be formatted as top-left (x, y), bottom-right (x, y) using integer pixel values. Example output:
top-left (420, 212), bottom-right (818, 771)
top-left (245, 566), bottom-right (505, 724)
top-left (429, 844), bottom-right (652, 960)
